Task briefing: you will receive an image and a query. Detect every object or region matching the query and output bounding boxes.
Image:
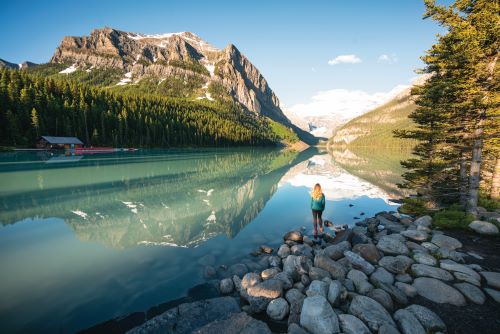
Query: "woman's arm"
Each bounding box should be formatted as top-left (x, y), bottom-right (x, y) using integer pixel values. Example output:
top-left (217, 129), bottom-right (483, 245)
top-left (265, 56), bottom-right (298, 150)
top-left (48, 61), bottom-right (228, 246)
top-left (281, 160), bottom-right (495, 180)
top-left (321, 194), bottom-right (325, 210)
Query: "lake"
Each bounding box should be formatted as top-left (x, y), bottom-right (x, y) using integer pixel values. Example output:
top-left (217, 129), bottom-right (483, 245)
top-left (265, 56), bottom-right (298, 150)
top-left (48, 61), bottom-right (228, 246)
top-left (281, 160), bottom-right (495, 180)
top-left (0, 147), bottom-right (409, 333)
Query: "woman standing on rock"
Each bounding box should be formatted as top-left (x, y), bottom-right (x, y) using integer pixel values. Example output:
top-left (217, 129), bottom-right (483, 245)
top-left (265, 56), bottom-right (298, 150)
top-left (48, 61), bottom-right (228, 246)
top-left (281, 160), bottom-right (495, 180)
top-left (311, 183), bottom-right (325, 238)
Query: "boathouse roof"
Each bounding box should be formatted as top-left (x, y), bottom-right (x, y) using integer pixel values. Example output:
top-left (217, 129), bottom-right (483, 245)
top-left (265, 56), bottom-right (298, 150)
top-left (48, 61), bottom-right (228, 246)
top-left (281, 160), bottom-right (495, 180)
top-left (40, 136), bottom-right (84, 145)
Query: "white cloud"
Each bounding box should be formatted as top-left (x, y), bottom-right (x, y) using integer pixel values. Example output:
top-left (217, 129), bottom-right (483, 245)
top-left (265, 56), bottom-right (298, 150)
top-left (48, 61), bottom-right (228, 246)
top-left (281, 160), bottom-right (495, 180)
top-left (328, 54), bottom-right (362, 65)
top-left (311, 67), bottom-right (316, 72)
top-left (288, 84), bottom-right (409, 120)
top-left (377, 53), bottom-right (398, 63)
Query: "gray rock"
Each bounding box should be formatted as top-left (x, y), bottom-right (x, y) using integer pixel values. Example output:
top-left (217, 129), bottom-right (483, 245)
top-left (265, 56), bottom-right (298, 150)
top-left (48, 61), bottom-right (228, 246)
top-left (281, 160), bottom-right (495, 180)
top-left (440, 259), bottom-right (480, 280)
top-left (352, 243), bottom-right (382, 264)
top-left (266, 297), bottom-right (289, 320)
top-left (338, 314), bottom-right (370, 334)
top-left (246, 279), bottom-right (283, 299)
top-left (480, 271), bottom-right (500, 290)
top-left (414, 215), bottom-right (432, 228)
top-left (379, 256), bottom-right (413, 274)
top-left (467, 263), bottom-right (483, 271)
top-left (379, 324), bottom-right (402, 334)
top-left (400, 230), bottom-right (428, 242)
top-left (370, 267), bottom-right (395, 286)
top-left (393, 309), bottom-right (425, 334)
top-left (220, 278), bottom-right (234, 294)
top-left (287, 323), bottom-right (309, 334)
top-left (268, 256), bottom-right (281, 267)
top-left (309, 267), bottom-right (331, 281)
top-left (278, 244), bottom-right (291, 258)
top-left (431, 234), bottom-right (462, 250)
top-left (324, 241), bottom-right (352, 260)
top-left (261, 268), bottom-right (280, 280)
top-left (306, 280), bottom-right (329, 298)
top-left (260, 245), bottom-right (273, 254)
top-left (467, 251), bottom-right (484, 260)
top-left (411, 264), bottom-right (454, 281)
top-left (232, 275), bottom-right (242, 292)
top-left (395, 282), bottom-right (417, 298)
top-left (469, 220), bottom-right (499, 235)
top-left (128, 296), bottom-right (241, 334)
top-left (314, 254), bottom-right (346, 280)
top-left (453, 282), bottom-right (485, 304)
top-left (421, 242), bottom-right (439, 252)
top-left (285, 288), bottom-right (306, 306)
top-left (241, 273), bottom-right (261, 290)
top-left (343, 278), bottom-right (355, 292)
top-left (412, 277), bottom-right (466, 306)
top-left (274, 271), bottom-right (293, 290)
top-left (484, 287), bottom-right (500, 303)
top-left (453, 271), bottom-right (481, 286)
top-left (194, 312), bottom-right (271, 334)
top-left (284, 230), bottom-right (304, 243)
top-left (367, 288), bottom-right (394, 311)
top-left (348, 295), bottom-right (396, 331)
top-left (300, 295), bottom-right (340, 334)
top-left (327, 280), bottom-right (344, 306)
top-left (301, 274), bottom-right (311, 286)
top-left (378, 282), bottom-right (409, 305)
top-left (413, 252), bottom-right (437, 266)
top-left (230, 263), bottom-right (249, 277)
top-left (347, 269), bottom-right (374, 295)
top-left (343, 251), bottom-right (375, 275)
top-left (405, 241), bottom-right (428, 253)
top-left (284, 255), bottom-right (301, 281)
top-left (204, 266), bottom-right (217, 278)
top-left (395, 273), bottom-right (413, 284)
top-left (405, 304), bottom-right (446, 332)
top-left (377, 236), bottom-right (410, 255)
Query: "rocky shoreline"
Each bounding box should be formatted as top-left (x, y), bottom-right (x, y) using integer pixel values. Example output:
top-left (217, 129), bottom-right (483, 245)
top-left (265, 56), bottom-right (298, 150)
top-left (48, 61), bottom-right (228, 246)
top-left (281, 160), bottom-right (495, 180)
top-left (115, 211), bottom-right (499, 334)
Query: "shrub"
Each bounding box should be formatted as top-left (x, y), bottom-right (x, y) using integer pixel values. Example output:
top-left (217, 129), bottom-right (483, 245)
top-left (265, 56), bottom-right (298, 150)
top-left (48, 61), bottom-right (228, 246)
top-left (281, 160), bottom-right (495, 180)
top-left (399, 197), bottom-right (431, 216)
top-left (432, 204), bottom-right (475, 230)
top-left (478, 191), bottom-right (500, 211)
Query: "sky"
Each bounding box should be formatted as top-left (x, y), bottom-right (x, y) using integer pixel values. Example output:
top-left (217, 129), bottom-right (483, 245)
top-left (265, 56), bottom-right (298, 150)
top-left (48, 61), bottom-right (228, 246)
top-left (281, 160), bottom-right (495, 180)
top-left (0, 0), bottom-right (451, 119)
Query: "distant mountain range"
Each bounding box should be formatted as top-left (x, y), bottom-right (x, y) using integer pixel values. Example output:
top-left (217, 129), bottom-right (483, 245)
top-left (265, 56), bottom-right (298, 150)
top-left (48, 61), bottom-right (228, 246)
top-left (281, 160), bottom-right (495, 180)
top-left (0, 27), bottom-right (317, 145)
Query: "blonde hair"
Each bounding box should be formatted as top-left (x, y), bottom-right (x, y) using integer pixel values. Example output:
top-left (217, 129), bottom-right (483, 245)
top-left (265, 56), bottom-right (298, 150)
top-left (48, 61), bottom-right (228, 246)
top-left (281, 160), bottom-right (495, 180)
top-left (311, 183), bottom-right (323, 200)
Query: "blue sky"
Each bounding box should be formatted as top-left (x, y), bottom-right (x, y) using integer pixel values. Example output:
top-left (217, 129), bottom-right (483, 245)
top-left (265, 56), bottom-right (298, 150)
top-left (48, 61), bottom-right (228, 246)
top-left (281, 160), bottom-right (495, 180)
top-left (0, 0), bottom-right (450, 111)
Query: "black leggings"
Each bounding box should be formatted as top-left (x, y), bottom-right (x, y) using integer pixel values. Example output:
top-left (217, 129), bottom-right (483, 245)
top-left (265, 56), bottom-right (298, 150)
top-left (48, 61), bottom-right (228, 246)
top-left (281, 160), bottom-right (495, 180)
top-left (312, 210), bottom-right (323, 229)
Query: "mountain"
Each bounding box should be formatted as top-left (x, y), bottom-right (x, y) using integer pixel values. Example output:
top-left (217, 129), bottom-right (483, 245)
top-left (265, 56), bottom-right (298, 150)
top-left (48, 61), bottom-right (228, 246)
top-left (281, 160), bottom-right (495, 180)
top-left (0, 58), bottom-right (19, 69)
top-left (45, 27), bottom-right (316, 144)
top-left (329, 75), bottom-right (430, 148)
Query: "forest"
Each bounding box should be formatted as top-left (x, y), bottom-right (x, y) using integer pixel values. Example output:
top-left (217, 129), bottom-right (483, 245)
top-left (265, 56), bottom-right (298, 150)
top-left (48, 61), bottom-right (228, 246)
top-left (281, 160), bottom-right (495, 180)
top-left (0, 68), bottom-right (284, 148)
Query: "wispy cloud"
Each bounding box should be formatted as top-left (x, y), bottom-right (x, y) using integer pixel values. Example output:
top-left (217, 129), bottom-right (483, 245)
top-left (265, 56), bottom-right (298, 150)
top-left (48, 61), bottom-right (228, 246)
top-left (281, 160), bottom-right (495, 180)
top-left (328, 54), bottom-right (362, 65)
top-left (377, 53), bottom-right (398, 63)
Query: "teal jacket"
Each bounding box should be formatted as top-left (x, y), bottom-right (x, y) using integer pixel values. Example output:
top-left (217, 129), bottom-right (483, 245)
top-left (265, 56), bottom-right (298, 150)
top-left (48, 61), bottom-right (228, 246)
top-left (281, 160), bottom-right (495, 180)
top-left (311, 194), bottom-right (325, 211)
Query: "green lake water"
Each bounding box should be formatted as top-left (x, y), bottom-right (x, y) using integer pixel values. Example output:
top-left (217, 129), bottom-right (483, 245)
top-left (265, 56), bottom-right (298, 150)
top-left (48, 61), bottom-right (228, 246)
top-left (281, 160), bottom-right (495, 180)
top-left (0, 147), bottom-right (409, 333)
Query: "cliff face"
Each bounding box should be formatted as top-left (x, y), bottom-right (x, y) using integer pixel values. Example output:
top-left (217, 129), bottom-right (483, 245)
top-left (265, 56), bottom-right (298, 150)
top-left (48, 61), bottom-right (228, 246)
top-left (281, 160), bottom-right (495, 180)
top-left (50, 28), bottom-right (290, 124)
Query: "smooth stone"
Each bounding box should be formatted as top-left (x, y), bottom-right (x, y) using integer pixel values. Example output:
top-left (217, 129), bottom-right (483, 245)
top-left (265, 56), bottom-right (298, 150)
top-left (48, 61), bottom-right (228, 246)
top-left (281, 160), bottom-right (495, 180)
top-left (274, 271), bottom-right (293, 290)
top-left (414, 215), bottom-right (432, 228)
top-left (469, 220), bottom-right (499, 235)
top-left (306, 280), bottom-right (328, 298)
top-left (338, 314), bottom-right (370, 334)
top-left (453, 282), bottom-right (485, 304)
top-left (232, 275), bottom-right (242, 292)
top-left (314, 254), bottom-right (346, 280)
top-left (394, 309), bottom-right (425, 334)
top-left (327, 280), bottom-right (344, 306)
top-left (324, 241), bottom-right (352, 260)
top-left (404, 304), bottom-right (446, 332)
top-left (352, 243), bottom-right (382, 264)
top-left (284, 231), bottom-right (304, 243)
top-left (260, 245), bottom-right (273, 254)
top-left (367, 288), bottom-right (394, 311)
top-left (261, 268), bottom-right (280, 280)
top-left (285, 288), bottom-right (306, 306)
top-left (395, 282), bottom-right (417, 298)
top-left (343, 250), bottom-right (375, 275)
top-left (347, 269), bottom-right (373, 295)
top-left (379, 324), bottom-right (402, 334)
top-left (480, 271), bottom-right (500, 290)
top-left (412, 277), bottom-right (466, 306)
top-left (379, 256), bottom-right (413, 274)
top-left (467, 251), bottom-right (484, 260)
top-left (343, 278), bottom-right (355, 292)
top-left (246, 279), bottom-right (283, 299)
top-left (484, 287), bottom-right (500, 302)
top-left (194, 311), bottom-right (272, 334)
top-left (377, 282), bottom-right (409, 305)
top-left (467, 263), bottom-right (483, 271)
top-left (268, 256), bottom-right (281, 267)
top-left (229, 263), bottom-right (248, 277)
top-left (411, 264), bottom-right (454, 281)
top-left (370, 267), bottom-right (395, 286)
top-left (454, 271), bottom-right (481, 286)
top-left (277, 244), bottom-right (291, 258)
top-left (284, 255), bottom-right (312, 281)
top-left (395, 274), bottom-right (412, 284)
top-left (421, 242), bottom-right (439, 252)
top-left (377, 236), bottom-right (410, 255)
top-left (300, 295), bottom-right (340, 334)
top-left (309, 267), bottom-right (331, 281)
top-left (266, 297), bottom-right (289, 320)
top-left (301, 274), bottom-right (311, 287)
top-left (439, 259), bottom-right (480, 281)
top-left (287, 323), bottom-right (309, 334)
top-left (400, 230), bottom-right (428, 242)
top-left (241, 273), bottom-right (262, 290)
top-left (413, 252), bottom-right (437, 266)
top-left (219, 278), bottom-right (234, 294)
top-left (405, 241), bottom-right (428, 253)
top-left (348, 295), bottom-right (396, 331)
top-left (431, 234), bottom-right (462, 250)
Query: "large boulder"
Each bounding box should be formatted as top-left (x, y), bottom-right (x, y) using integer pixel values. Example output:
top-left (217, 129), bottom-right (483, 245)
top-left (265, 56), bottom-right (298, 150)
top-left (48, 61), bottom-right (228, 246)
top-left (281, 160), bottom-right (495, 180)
top-left (411, 264), bottom-right (454, 281)
top-left (348, 295), bottom-right (396, 331)
top-left (347, 269), bottom-right (373, 295)
top-left (453, 282), bottom-right (486, 305)
top-left (277, 244), bottom-right (291, 258)
top-left (314, 254), bottom-right (346, 280)
top-left (327, 280), bottom-right (344, 306)
top-left (370, 267), bottom-right (395, 286)
top-left (412, 277), bottom-right (466, 306)
top-left (247, 279), bottom-right (283, 299)
top-left (306, 280), bottom-right (329, 298)
top-left (393, 309), bottom-right (425, 334)
top-left (300, 296), bottom-right (340, 334)
top-left (338, 314), bottom-right (370, 334)
top-left (194, 312), bottom-right (272, 334)
top-left (367, 289), bottom-right (394, 312)
top-left (274, 271), bottom-right (294, 290)
top-left (431, 234), bottom-right (462, 250)
top-left (379, 256), bottom-right (413, 274)
top-left (440, 259), bottom-right (481, 282)
top-left (241, 273), bottom-right (262, 290)
top-left (285, 289), bottom-right (306, 325)
top-left (324, 241), bottom-right (352, 260)
top-left (309, 267), bottom-right (331, 281)
top-left (413, 215), bottom-right (432, 228)
top-left (469, 220), bottom-right (499, 235)
top-left (376, 236), bottom-right (409, 255)
top-left (284, 255), bottom-right (313, 281)
top-left (266, 297), bottom-right (289, 320)
top-left (352, 243), bottom-right (382, 264)
top-left (343, 251), bottom-right (375, 275)
top-left (405, 304), bottom-right (446, 332)
top-left (480, 271), bottom-right (500, 290)
top-left (284, 230), bottom-right (304, 243)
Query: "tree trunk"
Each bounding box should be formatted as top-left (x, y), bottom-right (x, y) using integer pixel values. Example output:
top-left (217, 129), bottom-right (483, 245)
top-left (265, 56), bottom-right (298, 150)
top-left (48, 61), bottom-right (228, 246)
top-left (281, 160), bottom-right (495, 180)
top-left (459, 155), bottom-right (468, 207)
top-left (491, 156), bottom-right (500, 200)
top-left (467, 136), bottom-right (482, 214)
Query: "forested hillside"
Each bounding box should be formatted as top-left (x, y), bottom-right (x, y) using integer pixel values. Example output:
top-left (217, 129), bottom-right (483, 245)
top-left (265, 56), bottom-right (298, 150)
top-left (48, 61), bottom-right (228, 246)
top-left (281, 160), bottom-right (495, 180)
top-left (0, 68), bottom-right (284, 147)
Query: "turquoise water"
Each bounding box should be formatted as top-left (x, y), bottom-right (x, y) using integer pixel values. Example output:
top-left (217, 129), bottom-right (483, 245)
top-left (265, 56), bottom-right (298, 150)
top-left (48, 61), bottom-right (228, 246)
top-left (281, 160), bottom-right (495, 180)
top-left (0, 148), bottom-right (401, 333)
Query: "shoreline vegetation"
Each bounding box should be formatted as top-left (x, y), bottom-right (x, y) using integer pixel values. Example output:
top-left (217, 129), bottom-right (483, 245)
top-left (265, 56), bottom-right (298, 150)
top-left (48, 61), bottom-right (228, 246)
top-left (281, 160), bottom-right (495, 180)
top-left (83, 209), bottom-right (500, 334)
